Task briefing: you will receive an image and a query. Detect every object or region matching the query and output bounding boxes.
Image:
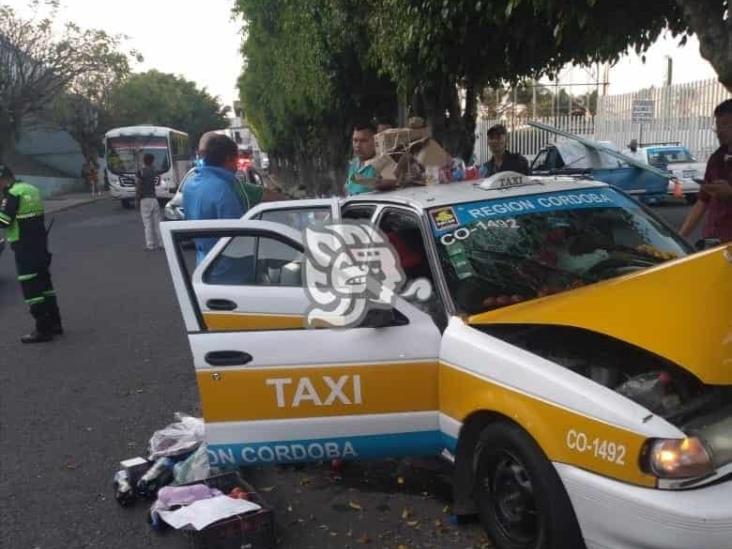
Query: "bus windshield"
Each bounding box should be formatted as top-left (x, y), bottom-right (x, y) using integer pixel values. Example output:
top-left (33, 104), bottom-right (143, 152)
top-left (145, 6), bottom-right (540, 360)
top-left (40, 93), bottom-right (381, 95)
top-left (106, 136), bottom-right (171, 175)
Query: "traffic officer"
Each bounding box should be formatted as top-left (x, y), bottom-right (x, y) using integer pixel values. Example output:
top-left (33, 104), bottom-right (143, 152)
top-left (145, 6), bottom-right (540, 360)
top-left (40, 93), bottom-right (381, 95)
top-left (0, 165), bottom-right (63, 343)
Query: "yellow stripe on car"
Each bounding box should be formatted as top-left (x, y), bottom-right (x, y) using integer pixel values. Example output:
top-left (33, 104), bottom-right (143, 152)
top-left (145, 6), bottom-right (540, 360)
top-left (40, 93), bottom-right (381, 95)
top-left (439, 362), bottom-right (656, 487)
top-left (197, 360), bottom-right (439, 421)
top-left (203, 312), bottom-right (306, 331)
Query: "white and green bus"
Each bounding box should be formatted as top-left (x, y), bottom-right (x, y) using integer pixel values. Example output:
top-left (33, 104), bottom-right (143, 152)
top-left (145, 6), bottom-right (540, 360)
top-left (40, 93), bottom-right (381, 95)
top-left (104, 126), bottom-right (192, 208)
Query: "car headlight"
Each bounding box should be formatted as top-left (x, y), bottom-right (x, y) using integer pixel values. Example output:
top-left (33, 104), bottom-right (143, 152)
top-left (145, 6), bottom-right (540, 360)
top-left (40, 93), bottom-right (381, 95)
top-left (644, 437), bottom-right (714, 479)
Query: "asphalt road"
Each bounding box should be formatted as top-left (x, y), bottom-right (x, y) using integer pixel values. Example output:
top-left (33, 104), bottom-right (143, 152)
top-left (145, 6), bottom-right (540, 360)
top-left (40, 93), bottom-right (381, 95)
top-left (0, 198), bottom-right (693, 549)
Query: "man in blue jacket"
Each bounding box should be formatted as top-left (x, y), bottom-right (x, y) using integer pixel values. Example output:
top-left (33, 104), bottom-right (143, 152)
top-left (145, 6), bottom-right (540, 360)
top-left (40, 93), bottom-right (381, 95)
top-left (183, 133), bottom-right (284, 266)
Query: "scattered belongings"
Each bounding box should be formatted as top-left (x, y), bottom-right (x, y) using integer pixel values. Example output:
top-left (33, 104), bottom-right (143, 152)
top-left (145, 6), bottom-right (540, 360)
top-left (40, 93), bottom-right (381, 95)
top-left (111, 413), bottom-right (275, 548)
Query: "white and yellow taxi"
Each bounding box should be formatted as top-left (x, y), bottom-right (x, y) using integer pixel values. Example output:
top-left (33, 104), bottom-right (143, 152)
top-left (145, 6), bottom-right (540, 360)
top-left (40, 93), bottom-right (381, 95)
top-left (162, 173), bottom-right (732, 549)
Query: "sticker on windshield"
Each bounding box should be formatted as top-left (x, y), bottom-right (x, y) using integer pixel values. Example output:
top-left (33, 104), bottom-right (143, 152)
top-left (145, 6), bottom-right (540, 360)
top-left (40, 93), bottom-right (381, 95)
top-left (430, 188), bottom-right (634, 236)
top-left (430, 207), bottom-right (459, 231)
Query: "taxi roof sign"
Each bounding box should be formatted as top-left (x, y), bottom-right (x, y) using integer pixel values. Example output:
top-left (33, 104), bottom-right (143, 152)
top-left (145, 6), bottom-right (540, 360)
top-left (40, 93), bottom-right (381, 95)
top-left (478, 171), bottom-right (541, 191)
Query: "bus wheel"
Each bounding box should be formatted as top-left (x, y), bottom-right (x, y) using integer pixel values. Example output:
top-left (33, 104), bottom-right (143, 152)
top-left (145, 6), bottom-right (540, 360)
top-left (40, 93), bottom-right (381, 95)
top-left (121, 199), bottom-right (134, 209)
top-left (474, 422), bottom-right (585, 549)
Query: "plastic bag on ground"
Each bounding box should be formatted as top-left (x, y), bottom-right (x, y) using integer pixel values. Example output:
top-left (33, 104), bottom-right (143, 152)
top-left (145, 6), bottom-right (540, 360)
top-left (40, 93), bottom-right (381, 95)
top-left (173, 443), bottom-right (211, 485)
top-left (148, 413), bottom-right (205, 460)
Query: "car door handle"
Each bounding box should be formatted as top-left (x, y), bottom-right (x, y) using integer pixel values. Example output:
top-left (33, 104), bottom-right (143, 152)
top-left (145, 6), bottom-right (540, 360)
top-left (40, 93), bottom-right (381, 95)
top-left (206, 299), bottom-right (237, 311)
top-left (205, 351), bottom-right (253, 367)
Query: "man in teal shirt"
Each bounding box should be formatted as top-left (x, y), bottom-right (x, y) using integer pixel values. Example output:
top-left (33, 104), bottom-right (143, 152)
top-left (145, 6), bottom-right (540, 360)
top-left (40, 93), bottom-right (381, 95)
top-left (345, 122), bottom-right (379, 196)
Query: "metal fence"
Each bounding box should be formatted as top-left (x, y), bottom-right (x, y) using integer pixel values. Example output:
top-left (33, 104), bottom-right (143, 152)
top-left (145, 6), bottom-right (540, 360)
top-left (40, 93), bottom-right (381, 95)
top-left (594, 78), bottom-right (729, 161)
top-left (475, 116), bottom-right (595, 163)
top-left (474, 78), bottom-right (730, 165)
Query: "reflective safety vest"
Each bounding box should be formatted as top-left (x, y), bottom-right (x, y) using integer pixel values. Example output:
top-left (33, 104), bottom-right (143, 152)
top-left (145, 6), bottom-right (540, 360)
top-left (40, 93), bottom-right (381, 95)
top-left (0, 181), bottom-right (46, 243)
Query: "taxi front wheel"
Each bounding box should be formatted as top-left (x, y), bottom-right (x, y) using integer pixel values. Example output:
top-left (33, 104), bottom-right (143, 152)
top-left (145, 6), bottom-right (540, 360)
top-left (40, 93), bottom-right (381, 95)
top-left (474, 422), bottom-right (586, 549)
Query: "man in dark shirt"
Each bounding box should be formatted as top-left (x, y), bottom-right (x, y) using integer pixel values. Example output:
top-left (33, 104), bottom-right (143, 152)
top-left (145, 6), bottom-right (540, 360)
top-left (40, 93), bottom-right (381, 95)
top-left (681, 99), bottom-right (732, 243)
top-left (136, 153), bottom-right (163, 250)
top-left (479, 124), bottom-right (530, 177)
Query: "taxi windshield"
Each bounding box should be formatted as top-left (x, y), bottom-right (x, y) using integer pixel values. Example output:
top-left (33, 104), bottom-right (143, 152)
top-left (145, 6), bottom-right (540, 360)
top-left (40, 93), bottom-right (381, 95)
top-left (430, 188), bottom-right (690, 314)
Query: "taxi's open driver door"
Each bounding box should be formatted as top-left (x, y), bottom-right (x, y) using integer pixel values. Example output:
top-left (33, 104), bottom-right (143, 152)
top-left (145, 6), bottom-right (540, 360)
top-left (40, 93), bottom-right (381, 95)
top-left (161, 219), bottom-right (442, 467)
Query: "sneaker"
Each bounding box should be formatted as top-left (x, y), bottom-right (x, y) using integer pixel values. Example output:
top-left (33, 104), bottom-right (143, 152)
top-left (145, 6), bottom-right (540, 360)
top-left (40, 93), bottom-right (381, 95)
top-left (21, 331), bottom-right (54, 344)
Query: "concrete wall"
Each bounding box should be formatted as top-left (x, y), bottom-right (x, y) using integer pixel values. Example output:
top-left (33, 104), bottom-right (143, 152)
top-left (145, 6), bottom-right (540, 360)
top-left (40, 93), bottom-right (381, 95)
top-left (15, 125), bottom-right (84, 178)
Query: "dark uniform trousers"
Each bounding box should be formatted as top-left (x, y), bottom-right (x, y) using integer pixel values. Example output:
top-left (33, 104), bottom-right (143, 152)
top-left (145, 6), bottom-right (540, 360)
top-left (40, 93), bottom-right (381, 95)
top-left (13, 238), bottom-right (61, 333)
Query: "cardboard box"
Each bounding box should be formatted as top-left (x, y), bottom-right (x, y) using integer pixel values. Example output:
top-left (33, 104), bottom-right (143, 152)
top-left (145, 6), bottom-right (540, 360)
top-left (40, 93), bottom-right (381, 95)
top-left (366, 153), bottom-right (399, 180)
top-left (412, 138), bottom-right (452, 168)
top-left (375, 127), bottom-right (430, 156)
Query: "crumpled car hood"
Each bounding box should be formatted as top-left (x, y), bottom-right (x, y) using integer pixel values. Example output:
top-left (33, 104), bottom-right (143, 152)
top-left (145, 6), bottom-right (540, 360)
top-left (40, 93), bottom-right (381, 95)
top-left (469, 246), bottom-right (732, 385)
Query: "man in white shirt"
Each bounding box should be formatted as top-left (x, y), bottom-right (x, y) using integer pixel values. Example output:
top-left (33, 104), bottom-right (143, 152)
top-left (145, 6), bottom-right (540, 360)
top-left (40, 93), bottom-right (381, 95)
top-left (625, 139), bottom-right (645, 162)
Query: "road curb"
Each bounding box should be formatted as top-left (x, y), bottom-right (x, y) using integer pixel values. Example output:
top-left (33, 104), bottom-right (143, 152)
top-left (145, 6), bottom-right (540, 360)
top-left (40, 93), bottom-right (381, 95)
top-left (46, 195), bottom-right (107, 215)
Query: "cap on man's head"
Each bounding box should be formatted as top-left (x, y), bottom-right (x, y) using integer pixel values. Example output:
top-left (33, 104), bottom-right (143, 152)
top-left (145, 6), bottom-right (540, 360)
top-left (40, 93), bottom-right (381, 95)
top-left (487, 124), bottom-right (508, 138)
top-left (714, 98), bottom-right (732, 117)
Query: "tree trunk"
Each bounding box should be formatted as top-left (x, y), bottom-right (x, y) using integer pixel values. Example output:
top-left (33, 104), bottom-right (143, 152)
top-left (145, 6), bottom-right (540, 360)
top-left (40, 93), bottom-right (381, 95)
top-left (676, 0), bottom-right (732, 92)
top-left (460, 82), bottom-right (478, 163)
top-left (418, 79), bottom-right (478, 163)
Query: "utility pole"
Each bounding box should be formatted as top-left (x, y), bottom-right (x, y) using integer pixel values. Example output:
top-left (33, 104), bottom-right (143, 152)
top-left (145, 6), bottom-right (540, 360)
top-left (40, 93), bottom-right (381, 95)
top-left (532, 78), bottom-right (537, 119)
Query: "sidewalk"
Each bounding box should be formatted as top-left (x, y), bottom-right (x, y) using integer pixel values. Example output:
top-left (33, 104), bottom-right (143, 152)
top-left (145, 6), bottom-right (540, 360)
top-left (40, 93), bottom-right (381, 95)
top-left (45, 192), bottom-right (107, 215)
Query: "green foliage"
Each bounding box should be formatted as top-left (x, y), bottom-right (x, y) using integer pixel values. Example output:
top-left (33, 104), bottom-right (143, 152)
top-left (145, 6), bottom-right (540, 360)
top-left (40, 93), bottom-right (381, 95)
top-left (235, 0), bottom-right (397, 193)
top-left (236, 0), bottom-right (729, 188)
top-left (106, 70), bottom-right (230, 146)
top-left (0, 0), bottom-right (136, 157)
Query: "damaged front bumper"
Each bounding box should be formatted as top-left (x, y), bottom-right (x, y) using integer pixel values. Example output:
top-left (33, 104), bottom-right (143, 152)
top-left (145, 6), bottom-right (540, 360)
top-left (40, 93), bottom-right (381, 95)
top-left (556, 462), bottom-right (732, 549)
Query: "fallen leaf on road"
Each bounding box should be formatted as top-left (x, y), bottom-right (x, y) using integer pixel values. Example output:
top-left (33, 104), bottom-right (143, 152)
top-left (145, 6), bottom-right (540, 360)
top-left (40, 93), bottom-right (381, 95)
top-left (356, 534), bottom-right (371, 544)
top-left (442, 505), bottom-right (450, 513)
top-left (397, 476), bottom-right (405, 485)
top-left (349, 501), bottom-right (363, 511)
top-left (407, 520), bottom-right (420, 527)
top-left (287, 504), bottom-right (293, 512)
top-left (299, 477), bottom-right (312, 486)
top-left (259, 486), bottom-right (275, 492)
top-left (63, 459), bottom-right (78, 470)
top-left (401, 508), bottom-right (412, 520)
top-left (397, 545), bottom-right (408, 549)
top-left (329, 532), bottom-right (338, 537)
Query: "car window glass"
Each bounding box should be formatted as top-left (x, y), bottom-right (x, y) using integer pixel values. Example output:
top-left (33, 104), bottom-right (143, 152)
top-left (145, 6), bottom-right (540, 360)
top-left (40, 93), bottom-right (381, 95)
top-left (203, 235), bottom-right (303, 287)
top-left (430, 188), bottom-right (689, 315)
top-left (203, 236), bottom-right (256, 285)
top-left (259, 207), bottom-right (331, 229)
top-left (377, 209), bottom-right (445, 328)
top-left (342, 205), bottom-right (376, 221)
top-left (532, 150), bottom-right (549, 171)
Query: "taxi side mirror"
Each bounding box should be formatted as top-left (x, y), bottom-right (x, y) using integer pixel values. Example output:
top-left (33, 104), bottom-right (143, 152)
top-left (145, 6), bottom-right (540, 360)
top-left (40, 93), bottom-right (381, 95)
top-left (359, 307), bottom-right (409, 329)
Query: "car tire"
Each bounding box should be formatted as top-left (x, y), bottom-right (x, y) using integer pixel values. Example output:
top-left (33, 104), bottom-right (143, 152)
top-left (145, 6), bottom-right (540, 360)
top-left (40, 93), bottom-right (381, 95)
top-left (121, 199), bottom-right (134, 209)
top-left (474, 422), bottom-right (585, 549)
top-left (685, 194), bottom-right (697, 205)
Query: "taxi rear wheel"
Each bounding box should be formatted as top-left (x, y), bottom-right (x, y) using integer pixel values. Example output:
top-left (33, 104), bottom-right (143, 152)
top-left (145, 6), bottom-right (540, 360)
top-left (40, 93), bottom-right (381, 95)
top-left (474, 422), bottom-right (585, 549)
